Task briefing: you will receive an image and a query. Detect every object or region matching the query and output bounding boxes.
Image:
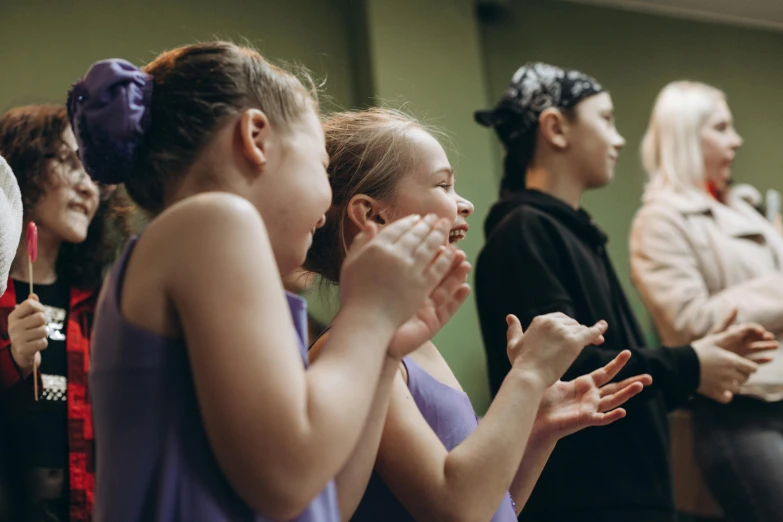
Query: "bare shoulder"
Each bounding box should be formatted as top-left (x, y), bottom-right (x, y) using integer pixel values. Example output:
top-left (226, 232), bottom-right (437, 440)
top-left (142, 193), bottom-right (269, 271)
top-left (121, 192), bottom-right (275, 337)
top-left (407, 341), bottom-right (463, 392)
top-left (156, 192), bottom-right (264, 239)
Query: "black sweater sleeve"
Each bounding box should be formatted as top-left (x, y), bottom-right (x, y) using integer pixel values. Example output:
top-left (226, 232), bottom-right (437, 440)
top-left (476, 211), bottom-right (700, 410)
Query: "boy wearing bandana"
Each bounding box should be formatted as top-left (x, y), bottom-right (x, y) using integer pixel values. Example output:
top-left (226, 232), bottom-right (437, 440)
top-left (474, 63), bottom-right (771, 522)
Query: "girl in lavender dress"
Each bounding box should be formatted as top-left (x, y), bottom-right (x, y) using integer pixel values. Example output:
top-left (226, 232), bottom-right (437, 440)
top-left (68, 43), bottom-right (470, 522)
top-left (304, 108), bottom-right (653, 521)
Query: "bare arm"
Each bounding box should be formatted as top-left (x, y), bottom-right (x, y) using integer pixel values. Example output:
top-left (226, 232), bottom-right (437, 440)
top-left (314, 340), bottom-right (400, 522)
top-left (375, 365), bottom-right (547, 522)
top-left (311, 255), bottom-right (472, 521)
top-left (162, 196), bottom-right (450, 519)
top-left (507, 352), bottom-right (650, 513)
top-left (509, 437), bottom-right (556, 515)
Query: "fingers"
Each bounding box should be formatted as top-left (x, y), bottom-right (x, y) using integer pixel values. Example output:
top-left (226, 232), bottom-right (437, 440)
top-left (506, 315), bottom-right (524, 346)
top-left (373, 214), bottom-right (421, 244)
top-left (600, 374), bottom-right (653, 396)
top-left (590, 350), bottom-right (631, 387)
top-left (574, 321), bottom-right (608, 346)
top-left (22, 326), bottom-right (48, 344)
top-left (396, 214), bottom-right (440, 254)
top-left (714, 308), bottom-right (738, 333)
top-left (26, 337), bottom-right (48, 352)
top-left (18, 311), bottom-right (46, 331)
top-left (10, 299), bottom-right (45, 319)
top-left (429, 256), bottom-right (470, 304)
top-left (422, 245), bottom-right (456, 287)
top-left (429, 259), bottom-right (472, 323)
top-left (747, 340), bottom-right (780, 355)
top-left (589, 408), bottom-right (627, 427)
top-left (729, 352), bottom-right (759, 377)
top-left (412, 224), bottom-right (452, 274)
top-left (739, 323), bottom-right (770, 341)
top-left (707, 388), bottom-right (734, 404)
top-left (598, 382), bottom-right (644, 412)
top-left (349, 221), bottom-right (379, 252)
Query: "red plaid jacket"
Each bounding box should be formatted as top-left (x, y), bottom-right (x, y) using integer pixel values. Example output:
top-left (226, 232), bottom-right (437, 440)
top-left (0, 278), bottom-right (97, 522)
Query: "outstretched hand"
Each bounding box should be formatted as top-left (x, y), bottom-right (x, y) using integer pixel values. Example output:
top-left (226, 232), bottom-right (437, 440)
top-left (531, 351), bottom-right (652, 442)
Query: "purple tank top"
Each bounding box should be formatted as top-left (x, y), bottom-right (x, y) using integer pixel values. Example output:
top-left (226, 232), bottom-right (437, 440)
top-left (90, 237), bottom-right (339, 522)
top-left (350, 357), bottom-right (517, 521)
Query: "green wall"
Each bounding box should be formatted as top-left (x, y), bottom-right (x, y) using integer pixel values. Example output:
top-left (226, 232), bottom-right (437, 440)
top-left (0, 0), bottom-right (356, 110)
top-left (480, 0), bottom-right (783, 341)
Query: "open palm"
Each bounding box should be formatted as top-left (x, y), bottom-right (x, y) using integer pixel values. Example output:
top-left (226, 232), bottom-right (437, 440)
top-left (533, 351), bottom-right (652, 441)
top-left (387, 251), bottom-right (471, 359)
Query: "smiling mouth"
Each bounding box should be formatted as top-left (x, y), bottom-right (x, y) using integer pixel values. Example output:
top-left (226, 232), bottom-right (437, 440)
top-left (69, 203), bottom-right (89, 216)
top-left (449, 229), bottom-right (467, 243)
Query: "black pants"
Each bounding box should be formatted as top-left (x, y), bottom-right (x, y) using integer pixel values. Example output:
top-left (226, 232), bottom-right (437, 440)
top-left (693, 396), bottom-right (783, 522)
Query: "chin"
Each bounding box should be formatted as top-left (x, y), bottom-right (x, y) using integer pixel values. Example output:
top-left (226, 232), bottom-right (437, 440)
top-left (61, 229), bottom-right (89, 245)
top-left (587, 174), bottom-right (613, 190)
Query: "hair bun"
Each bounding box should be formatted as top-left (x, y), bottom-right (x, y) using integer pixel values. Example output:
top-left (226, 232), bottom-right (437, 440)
top-left (67, 59), bottom-right (153, 184)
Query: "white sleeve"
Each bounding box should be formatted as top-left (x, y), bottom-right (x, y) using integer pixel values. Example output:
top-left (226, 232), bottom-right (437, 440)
top-left (0, 155), bottom-right (23, 295)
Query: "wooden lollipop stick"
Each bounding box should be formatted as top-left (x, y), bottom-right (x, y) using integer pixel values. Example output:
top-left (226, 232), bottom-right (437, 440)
top-left (26, 222), bottom-right (39, 402)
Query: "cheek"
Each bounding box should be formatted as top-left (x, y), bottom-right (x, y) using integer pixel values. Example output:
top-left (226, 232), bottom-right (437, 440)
top-left (390, 192), bottom-right (456, 223)
top-left (33, 192), bottom-right (66, 222)
top-left (701, 135), bottom-right (722, 165)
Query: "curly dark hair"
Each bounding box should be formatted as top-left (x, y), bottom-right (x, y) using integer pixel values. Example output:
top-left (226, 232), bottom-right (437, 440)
top-left (0, 104), bottom-right (135, 290)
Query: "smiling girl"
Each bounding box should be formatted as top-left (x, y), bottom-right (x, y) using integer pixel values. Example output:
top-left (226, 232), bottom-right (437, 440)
top-left (305, 108), bottom-right (650, 521)
top-left (0, 104), bottom-right (131, 522)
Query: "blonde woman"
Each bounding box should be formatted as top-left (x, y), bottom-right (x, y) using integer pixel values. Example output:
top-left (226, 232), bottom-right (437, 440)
top-left (631, 81), bottom-right (783, 522)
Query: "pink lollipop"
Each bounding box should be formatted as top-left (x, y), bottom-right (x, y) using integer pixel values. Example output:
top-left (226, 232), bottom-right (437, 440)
top-left (26, 222), bottom-right (37, 296)
top-left (26, 221), bottom-right (39, 401)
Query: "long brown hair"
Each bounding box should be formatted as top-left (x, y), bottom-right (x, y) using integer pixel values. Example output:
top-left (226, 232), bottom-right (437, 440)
top-left (305, 108), bottom-right (440, 283)
top-left (0, 104), bottom-right (134, 290)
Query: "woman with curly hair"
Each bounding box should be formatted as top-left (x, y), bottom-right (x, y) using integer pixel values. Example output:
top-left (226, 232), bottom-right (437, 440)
top-left (0, 104), bottom-right (132, 522)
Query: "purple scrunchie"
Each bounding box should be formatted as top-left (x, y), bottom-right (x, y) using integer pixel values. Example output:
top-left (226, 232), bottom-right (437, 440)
top-left (67, 59), bottom-right (153, 184)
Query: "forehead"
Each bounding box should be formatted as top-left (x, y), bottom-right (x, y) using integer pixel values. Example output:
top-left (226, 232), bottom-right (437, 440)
top-left (707, 98), bottom-right (731, 121)
top-left (404, 127), bottom-right (450, 170)
top-left (576, 92), bottom-right (613, 114)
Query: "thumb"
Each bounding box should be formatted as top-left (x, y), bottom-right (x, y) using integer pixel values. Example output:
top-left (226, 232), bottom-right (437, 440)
top-left (730, 351), bottom-right (759, 376)
top-left (349, 222), bottom-right (378, 253)
top-left (29, 293), bottom-right (39, 302)
top-left (578, 320), bottom-right (608, 346)
top-left (506, 314), bottom-right (524, 345)
top-left (712, 308), bottom-right (738, 334)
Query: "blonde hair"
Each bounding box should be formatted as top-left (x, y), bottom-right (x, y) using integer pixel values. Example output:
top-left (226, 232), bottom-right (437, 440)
top-left (641, 81), bottom-right (726, 195)
top-left (304, 108), bottom-right (439, 283)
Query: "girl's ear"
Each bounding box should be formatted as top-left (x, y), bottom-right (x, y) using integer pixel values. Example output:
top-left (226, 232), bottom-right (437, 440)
top-left (346, 194), bottom-right (386, 230)
top-left (238, 108), bottom-right (271, 174)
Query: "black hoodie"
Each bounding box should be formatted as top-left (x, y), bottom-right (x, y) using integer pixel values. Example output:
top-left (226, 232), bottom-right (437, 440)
top-left (476, 190), bottom-right (700, 522)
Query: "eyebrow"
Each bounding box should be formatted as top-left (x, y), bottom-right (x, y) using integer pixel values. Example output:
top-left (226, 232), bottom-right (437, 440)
top-left (433, 166), bottom-right (454, 176)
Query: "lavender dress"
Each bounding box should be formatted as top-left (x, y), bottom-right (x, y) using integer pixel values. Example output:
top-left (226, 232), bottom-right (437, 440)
top-left (90, 237), bottom-right (339, 522)
top-left (350, 356), bottom-right (517, 521)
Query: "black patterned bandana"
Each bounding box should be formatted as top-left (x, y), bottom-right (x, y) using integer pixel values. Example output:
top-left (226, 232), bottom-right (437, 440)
top-left (475, 62), bottom-right (603, 147)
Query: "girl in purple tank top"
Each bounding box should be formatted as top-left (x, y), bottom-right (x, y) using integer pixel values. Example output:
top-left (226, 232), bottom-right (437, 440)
top-left (68, 44), bottom-right (473, 522)
top-left (304, 109), bottom-right (654, 521)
